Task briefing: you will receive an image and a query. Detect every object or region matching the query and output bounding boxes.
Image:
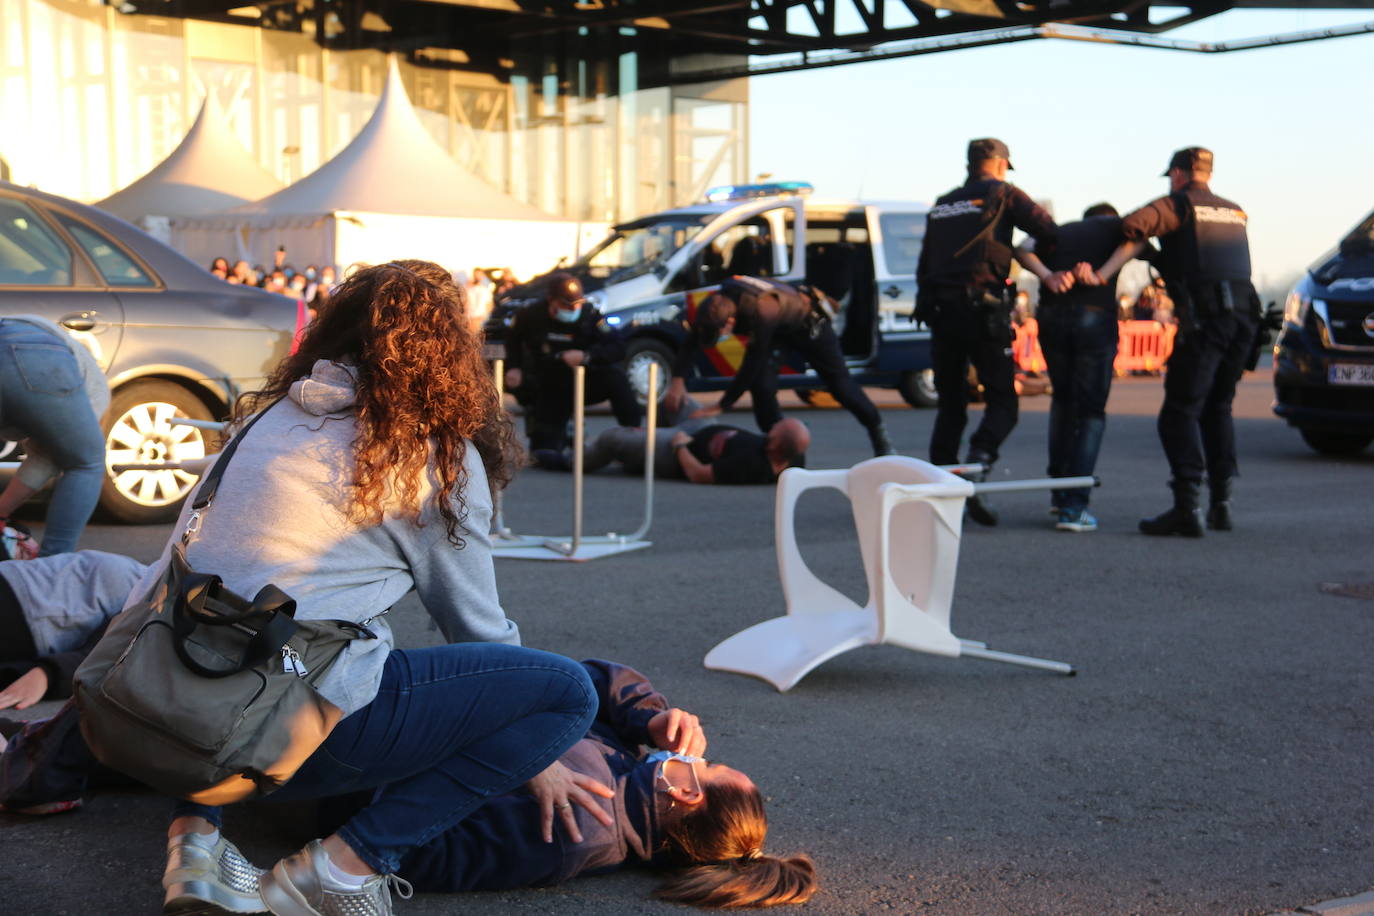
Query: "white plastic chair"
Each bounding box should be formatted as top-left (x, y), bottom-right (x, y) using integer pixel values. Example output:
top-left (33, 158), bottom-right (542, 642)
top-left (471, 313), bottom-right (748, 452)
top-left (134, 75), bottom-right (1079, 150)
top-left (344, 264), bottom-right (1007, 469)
top-left (704, 456), bottom-right (1075, 691)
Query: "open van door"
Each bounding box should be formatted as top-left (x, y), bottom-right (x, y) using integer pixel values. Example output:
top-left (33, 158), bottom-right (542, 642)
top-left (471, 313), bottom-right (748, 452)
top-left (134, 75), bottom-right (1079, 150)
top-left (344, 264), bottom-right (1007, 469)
top-left (867, 206), bottom-right (937, 407)
top-left (660, 197), bottom-right (806, 295)
top-left (621, 197), bottom-right (807, 402)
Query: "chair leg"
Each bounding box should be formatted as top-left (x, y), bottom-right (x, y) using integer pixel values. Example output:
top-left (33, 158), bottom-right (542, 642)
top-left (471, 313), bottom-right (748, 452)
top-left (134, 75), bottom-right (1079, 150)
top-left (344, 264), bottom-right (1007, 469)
top-left (959, 643), bottom-right (1075, 675)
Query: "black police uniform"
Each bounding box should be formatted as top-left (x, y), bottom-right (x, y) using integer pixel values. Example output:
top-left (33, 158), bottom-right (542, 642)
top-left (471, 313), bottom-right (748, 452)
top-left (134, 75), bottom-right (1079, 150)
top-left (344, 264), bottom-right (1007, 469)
top-left (1121, 180), bottom-right (1259, 528)
top-left (506, 300), bottom-right (640, 452)
top-left (916, 176), bottom-right (1057, 467)
top-left (674, 276), bottom-right (888, 450)
top-left (1033, 215), bottom-right (1129, 513)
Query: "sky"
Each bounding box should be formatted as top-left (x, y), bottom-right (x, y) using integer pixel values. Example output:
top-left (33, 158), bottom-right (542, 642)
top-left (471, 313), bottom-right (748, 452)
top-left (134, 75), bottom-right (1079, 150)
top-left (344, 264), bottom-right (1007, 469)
top-left (749, 9), bottom-right (1374, 297)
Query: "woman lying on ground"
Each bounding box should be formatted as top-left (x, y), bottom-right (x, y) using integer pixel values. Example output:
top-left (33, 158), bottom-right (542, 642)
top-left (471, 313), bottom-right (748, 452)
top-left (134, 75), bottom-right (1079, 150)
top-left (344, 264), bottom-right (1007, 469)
top-left (322, 659), bottom-right (817, 908)
top-left (128, 260), bottom-right (611, 916)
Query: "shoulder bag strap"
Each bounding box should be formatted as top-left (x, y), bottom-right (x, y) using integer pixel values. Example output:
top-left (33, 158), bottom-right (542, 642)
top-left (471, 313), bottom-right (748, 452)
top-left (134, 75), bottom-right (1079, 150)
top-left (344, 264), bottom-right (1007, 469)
top-left (182, 399), bottom-right (281, 545)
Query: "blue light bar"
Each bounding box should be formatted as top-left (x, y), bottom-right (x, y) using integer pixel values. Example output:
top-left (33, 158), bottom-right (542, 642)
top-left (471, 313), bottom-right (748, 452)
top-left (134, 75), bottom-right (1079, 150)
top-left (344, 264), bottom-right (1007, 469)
top-left (703, 181), bottom-right (814, 203)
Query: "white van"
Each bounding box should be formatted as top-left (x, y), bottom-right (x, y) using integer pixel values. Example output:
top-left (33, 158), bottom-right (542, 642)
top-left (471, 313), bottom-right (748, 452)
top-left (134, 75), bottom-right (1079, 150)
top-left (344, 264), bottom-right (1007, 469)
top-left (486, 183), bottom-right (936, 406)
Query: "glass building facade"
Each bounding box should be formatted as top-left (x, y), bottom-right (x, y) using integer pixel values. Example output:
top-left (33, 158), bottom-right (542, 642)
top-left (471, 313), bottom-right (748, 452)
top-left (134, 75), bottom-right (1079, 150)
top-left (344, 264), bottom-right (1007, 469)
top-left (0, 0), bottom-right (748, 222)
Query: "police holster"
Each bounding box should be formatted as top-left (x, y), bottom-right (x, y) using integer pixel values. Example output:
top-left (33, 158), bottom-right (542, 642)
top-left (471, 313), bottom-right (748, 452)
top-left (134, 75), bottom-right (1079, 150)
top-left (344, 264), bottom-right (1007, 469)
top-left (974, 287), bottom-right (1014, 342)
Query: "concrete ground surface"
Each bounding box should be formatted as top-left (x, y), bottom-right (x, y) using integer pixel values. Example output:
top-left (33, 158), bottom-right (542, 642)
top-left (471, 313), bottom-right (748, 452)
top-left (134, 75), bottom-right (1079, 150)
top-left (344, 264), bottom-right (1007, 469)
top-left (2, 370), bottom-right (1372, 916)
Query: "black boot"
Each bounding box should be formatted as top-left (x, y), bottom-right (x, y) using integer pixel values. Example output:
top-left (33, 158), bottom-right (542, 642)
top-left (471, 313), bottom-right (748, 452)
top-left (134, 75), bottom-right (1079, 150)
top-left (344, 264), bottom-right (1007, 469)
top-left (1206, 477), bottom-right (1233, 531)
top-left (962, 450), bottom-right (998, 527)
top-left (1139, 479), bottom-right (1204, 537)
top-left (868, 424), bottom-right (896, 457)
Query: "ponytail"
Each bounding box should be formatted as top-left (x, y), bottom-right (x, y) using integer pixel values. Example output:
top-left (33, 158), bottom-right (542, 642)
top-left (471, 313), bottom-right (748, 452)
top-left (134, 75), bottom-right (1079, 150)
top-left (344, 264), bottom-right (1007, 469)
top-left (656, 781), bottom-right (818, 907)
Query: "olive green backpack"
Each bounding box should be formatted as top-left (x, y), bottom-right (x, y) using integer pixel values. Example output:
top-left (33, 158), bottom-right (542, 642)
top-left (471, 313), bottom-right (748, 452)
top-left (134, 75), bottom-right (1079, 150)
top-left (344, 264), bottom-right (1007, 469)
top-left (74, 406), bottom-right (368, 804)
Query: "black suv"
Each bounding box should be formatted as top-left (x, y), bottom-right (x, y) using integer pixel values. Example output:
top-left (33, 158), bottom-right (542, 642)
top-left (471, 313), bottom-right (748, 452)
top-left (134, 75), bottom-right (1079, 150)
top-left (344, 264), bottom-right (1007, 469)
top-left (1273, 209), bottom-right (1374, 456)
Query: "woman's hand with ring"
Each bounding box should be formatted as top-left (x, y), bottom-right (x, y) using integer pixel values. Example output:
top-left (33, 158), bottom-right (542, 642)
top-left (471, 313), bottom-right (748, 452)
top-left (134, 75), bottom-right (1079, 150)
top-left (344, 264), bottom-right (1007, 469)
top-left (525, 759), bottom-right (614, 843)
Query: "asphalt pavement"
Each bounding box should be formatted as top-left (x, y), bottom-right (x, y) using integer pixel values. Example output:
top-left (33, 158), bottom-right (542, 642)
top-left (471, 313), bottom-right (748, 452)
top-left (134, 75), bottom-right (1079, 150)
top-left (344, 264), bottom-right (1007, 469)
top-left (3, 370), bottom-right (1372, 916)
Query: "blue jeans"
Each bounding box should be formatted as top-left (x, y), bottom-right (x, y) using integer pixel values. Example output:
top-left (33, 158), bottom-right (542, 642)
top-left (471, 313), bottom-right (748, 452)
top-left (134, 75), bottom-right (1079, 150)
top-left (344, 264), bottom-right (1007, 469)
top-left (1038, 304), bottom-right (1117, 511)
top-left (173, 644), bottom-right (596, 873)
top-left (0, 321), bottom-right (105, 555)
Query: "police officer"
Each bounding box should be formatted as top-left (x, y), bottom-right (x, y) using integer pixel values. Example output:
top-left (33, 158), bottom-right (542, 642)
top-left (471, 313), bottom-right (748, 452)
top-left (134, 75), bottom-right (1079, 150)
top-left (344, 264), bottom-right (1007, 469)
top-left (666, 275), bottom-right (894, 456)
top-left (916, 138), bottom-right (1058, 525)
top-left (505, 271), bottom-right (641, 468)
top-left (1091, 147), bottom-right (1260, 536)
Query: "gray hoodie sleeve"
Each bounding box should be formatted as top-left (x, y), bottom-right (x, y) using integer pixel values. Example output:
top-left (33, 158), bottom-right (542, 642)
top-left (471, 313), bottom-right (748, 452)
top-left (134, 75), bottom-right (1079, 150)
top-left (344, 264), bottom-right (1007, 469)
top-left (395, 448), bottom-right (520, 647)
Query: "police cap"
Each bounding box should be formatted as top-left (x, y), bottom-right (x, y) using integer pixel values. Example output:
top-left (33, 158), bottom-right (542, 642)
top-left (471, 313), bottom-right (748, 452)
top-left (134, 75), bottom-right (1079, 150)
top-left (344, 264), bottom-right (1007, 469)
top-left (545, 271), bottom-right (586, 307)
top-left (967, 137), bottom-right (1014, 170)
top-left (1162, 146), bottom-right (1213, 176)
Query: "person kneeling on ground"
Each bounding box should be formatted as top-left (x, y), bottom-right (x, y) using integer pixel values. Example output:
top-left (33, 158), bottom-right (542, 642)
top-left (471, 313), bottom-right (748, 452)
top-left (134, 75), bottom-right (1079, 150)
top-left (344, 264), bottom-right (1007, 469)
top-left (321, 658), bottom-right (817, 908)
top-left (583, 398), bottom-right (809, 485)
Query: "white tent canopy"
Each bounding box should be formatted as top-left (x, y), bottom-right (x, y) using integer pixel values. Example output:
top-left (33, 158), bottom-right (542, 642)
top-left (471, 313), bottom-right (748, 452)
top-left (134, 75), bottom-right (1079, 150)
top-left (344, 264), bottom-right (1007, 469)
top-left (96, 93), bottom-right (282, 227)
top-left (171, 58), bottom-right (602, 278)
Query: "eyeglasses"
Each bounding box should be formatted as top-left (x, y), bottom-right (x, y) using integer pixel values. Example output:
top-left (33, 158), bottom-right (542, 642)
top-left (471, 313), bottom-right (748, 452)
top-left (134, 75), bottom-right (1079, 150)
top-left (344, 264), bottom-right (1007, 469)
top-left (654, 753), bottom-right (703, 801)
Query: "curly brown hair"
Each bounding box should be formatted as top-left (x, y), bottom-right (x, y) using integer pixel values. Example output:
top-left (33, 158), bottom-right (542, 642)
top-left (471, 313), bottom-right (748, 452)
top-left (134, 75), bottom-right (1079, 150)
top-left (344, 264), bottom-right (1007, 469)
top-left (236, 259), bottom-right (519, 546)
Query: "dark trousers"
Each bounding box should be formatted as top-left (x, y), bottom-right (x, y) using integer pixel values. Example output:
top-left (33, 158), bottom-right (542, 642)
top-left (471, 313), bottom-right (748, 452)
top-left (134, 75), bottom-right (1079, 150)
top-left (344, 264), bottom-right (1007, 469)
top-left (750, 320), bottom-right (882, 433)
top-left (529, 362), bottom-right (641, 451)
top-left (928, 304), bottom-right (1018, 466)
top-left (1158, 309), bottom-right (1258, 483)
top-left (1038, 304), bottom-right (1117, 510)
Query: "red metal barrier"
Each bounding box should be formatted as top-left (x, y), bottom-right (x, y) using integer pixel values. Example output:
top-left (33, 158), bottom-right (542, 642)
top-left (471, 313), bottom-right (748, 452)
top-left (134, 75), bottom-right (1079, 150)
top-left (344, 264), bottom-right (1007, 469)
top-left (1011, 319), bottom-right (1178, 377)
top-left (1114, 320), bottom-right (1176, 375)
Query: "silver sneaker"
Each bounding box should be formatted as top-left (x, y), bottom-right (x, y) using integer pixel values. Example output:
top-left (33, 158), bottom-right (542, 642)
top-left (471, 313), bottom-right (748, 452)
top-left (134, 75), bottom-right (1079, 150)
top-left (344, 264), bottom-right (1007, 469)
top-left (259, 840), bottom-right (413, 916)
top-left (163, 831), bottom-right (267, 915)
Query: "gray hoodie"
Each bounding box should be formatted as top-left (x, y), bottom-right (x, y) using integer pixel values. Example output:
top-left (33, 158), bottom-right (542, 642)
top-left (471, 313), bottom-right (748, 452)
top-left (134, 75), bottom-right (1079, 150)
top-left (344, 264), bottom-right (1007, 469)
top-left (126, 359), bottom-right (520, 716)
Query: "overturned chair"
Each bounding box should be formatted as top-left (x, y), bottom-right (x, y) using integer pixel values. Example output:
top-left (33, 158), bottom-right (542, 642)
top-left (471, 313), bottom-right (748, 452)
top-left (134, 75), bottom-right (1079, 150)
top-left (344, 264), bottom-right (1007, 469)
top-left (704, 456), bottom-right (1092, 692)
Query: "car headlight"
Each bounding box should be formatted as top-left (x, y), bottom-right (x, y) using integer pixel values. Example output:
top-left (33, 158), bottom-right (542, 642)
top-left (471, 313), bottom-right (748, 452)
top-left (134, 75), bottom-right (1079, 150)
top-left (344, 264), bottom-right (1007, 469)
top-left (1282, 289), bottom-right (1310, 327)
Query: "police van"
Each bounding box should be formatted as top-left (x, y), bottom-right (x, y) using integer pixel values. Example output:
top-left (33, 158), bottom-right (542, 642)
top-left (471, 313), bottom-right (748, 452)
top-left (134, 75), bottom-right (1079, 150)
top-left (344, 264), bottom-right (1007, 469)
top-left (1273, 207), bottom-right (1374, 455)
top-left (485, 182), bottom-right (936, 407)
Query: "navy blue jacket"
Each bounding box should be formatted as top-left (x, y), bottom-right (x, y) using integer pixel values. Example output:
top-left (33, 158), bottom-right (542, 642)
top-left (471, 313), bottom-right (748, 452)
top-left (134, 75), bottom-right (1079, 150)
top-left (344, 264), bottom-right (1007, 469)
top-left (391, 660), bottom-right (673, 891)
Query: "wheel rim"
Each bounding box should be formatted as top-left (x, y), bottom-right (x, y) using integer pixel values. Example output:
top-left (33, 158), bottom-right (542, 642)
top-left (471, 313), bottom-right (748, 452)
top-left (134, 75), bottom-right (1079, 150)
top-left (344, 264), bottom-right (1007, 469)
top-left (104, 401), bottom-right (208, 508)
top-left (627, 350), bottom-right (670, 403)
top-left (917, 369), bottom-right (936, 400)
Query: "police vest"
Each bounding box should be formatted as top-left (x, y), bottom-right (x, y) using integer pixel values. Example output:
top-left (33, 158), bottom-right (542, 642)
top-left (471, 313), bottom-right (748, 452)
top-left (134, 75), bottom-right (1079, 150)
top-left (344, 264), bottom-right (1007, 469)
top-left (1156, 187), bottom-right (1252, 286)
top-left (920, 179), bottom-right (1015, 290)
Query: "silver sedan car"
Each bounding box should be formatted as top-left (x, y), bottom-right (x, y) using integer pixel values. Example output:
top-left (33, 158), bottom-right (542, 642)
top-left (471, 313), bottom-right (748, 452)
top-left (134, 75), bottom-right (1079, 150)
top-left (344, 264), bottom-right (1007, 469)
top-left (1, 181), bottom-right (300, 522)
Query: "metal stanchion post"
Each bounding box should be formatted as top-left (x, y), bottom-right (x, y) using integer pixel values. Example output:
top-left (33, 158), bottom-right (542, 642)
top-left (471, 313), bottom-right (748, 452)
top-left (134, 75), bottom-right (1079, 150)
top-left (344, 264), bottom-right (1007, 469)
top-left (628, 362), bottom-right (657, 541)
top-left (571, 364), bottom-right (584, 553)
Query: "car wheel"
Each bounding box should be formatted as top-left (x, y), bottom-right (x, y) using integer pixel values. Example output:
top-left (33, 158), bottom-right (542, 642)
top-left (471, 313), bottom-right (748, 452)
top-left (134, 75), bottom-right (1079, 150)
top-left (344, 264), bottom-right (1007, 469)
top-left (794, 389), bottom-right (839, 408)
top-left (100, 380), bottom-right (216, 524)
top-left (1299, 428), bottom-right (1374, 456)
top-left (625, 339), bottom-right (674, 405)
top-left (897, 369), bottom-right (938, 408)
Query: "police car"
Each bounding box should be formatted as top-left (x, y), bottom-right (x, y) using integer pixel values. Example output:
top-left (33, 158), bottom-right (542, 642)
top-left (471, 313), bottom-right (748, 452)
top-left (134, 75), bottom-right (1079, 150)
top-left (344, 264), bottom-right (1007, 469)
top-left (484, 182), bottom-right (937, 407)
top-left (1273, 207), bottom-right (1374, 455)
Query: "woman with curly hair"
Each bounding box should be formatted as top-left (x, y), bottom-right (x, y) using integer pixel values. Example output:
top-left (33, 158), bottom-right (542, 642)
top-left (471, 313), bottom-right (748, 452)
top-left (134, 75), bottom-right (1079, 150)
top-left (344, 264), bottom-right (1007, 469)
top-left (144, 260), bottom-right (612, 916)
top-left (331, 659), bottom-right (817, 909)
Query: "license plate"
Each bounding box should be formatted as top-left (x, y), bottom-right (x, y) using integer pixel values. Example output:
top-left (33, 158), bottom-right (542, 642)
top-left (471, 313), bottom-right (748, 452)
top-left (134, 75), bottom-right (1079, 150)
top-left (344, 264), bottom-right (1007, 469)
top-left (482, 342), bottom-right (506, 360)
top-left (1328, 363), bottom-right (1374, 386)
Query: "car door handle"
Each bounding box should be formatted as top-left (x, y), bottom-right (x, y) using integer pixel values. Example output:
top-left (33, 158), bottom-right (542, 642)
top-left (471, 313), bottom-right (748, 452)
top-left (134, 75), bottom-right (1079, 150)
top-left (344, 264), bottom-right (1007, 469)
top-left (60, 312), bottom-right (98, 332)
top-left (883, 285), bottom-right (902, 298)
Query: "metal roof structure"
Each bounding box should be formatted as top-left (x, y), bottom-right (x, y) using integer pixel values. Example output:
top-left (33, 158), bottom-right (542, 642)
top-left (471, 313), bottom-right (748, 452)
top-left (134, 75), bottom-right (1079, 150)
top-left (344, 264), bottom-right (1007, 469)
top-left (129, 1), bottom-right (1374, 84)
